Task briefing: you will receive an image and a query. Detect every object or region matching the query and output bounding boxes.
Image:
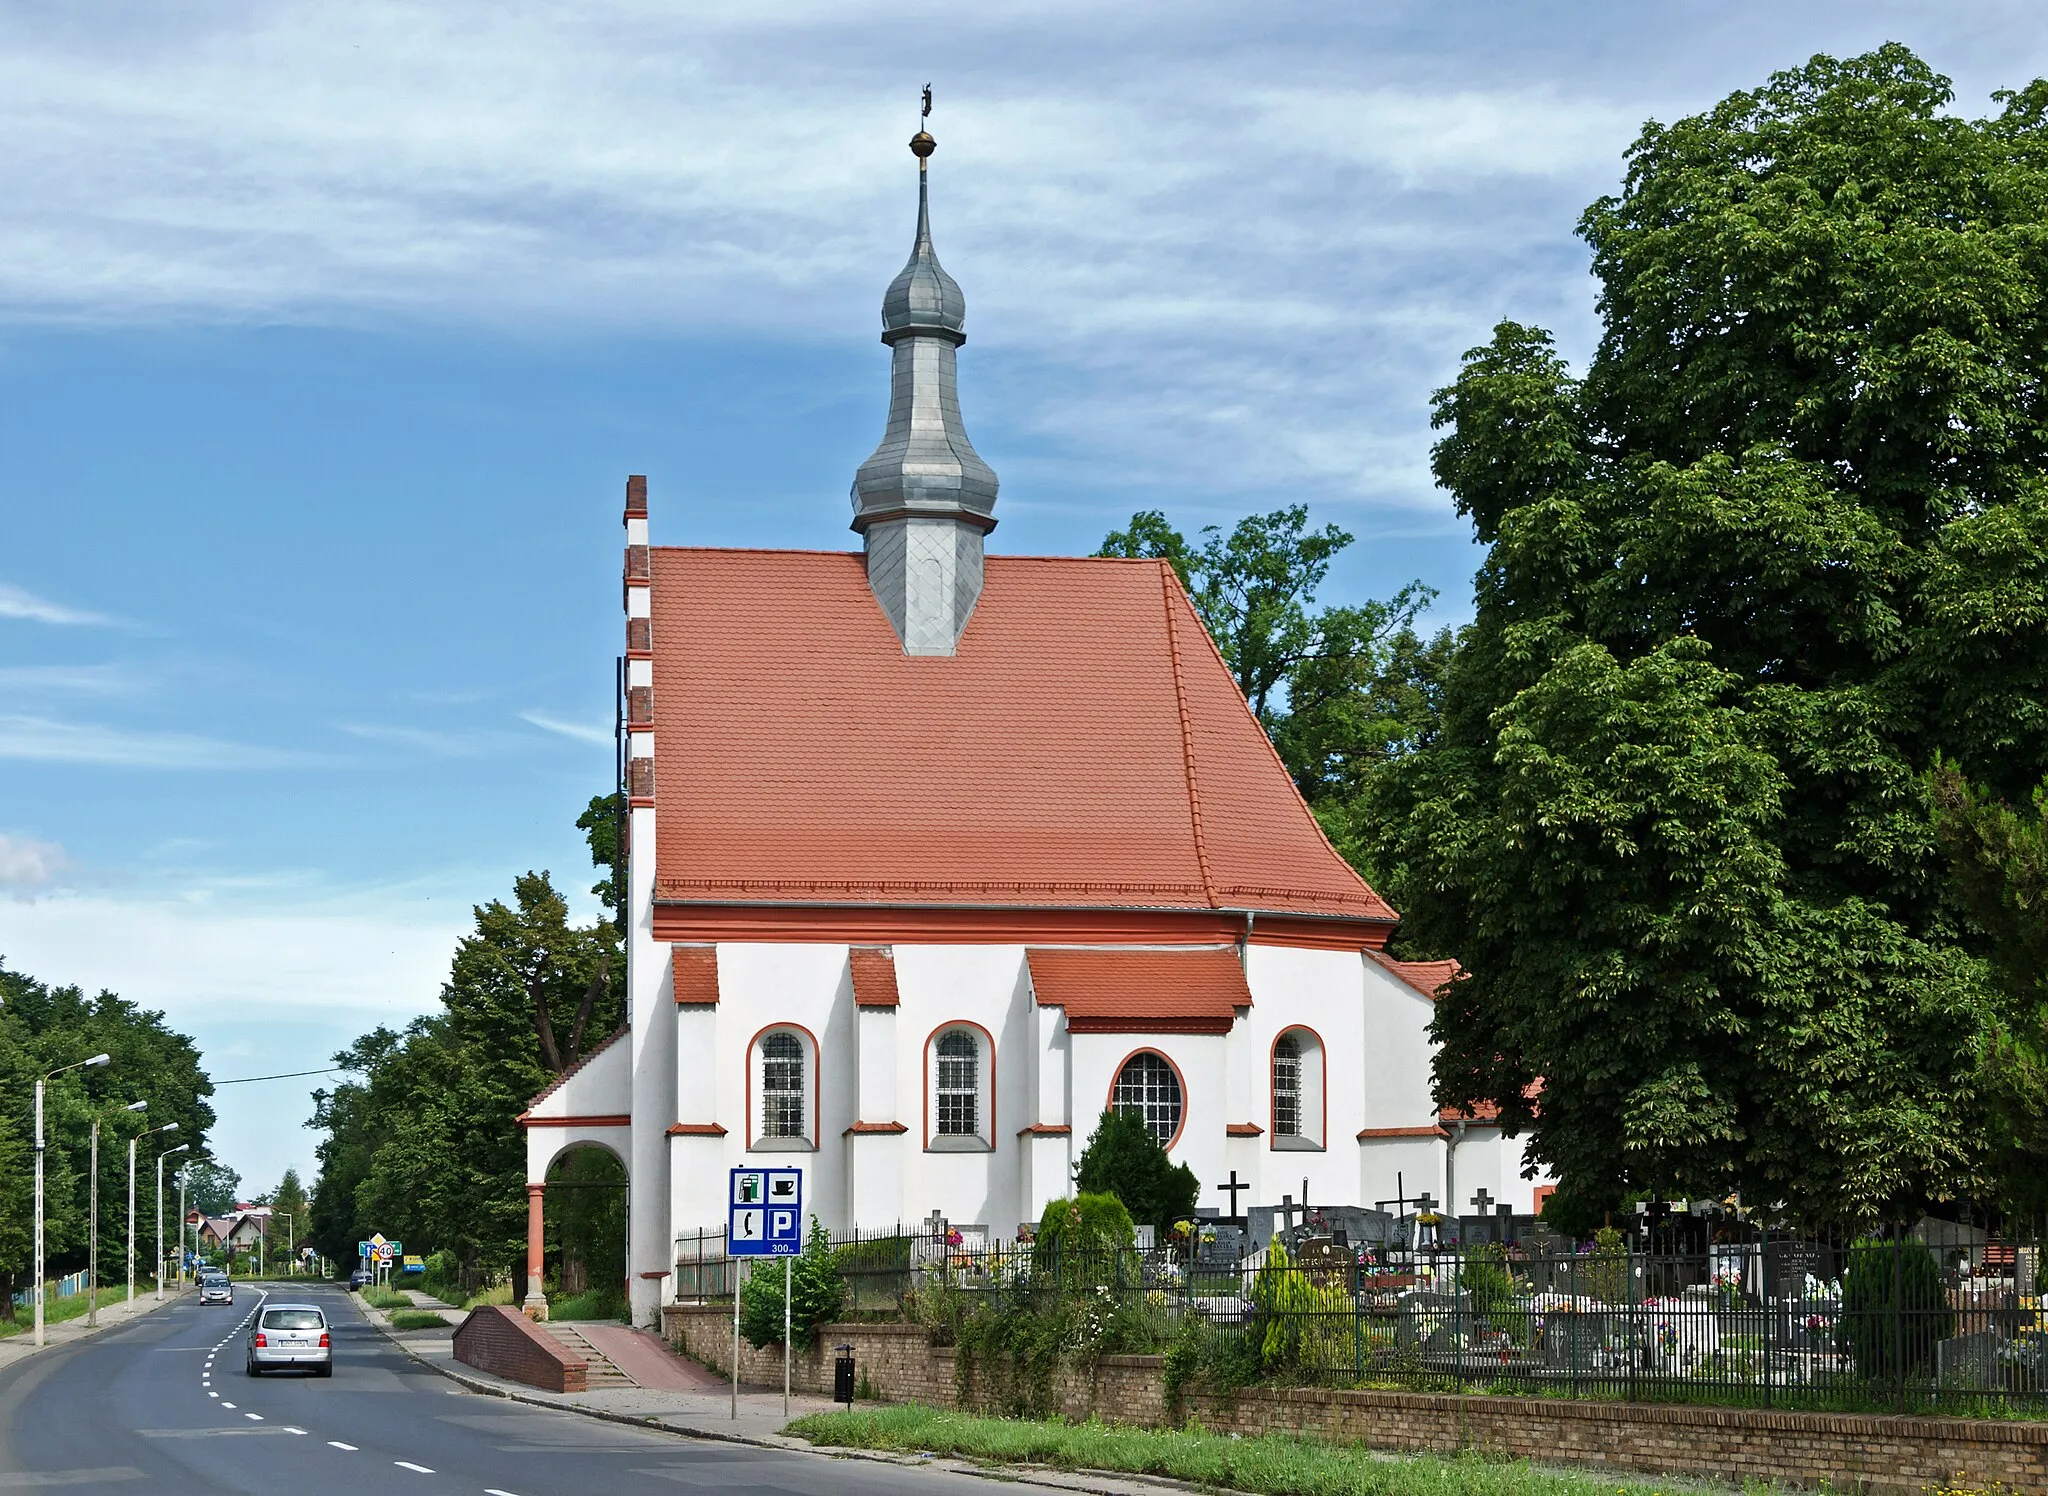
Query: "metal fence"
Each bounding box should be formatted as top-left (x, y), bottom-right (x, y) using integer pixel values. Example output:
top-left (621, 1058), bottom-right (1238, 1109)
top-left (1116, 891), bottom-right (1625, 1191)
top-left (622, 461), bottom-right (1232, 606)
top-left (682, 1221), bottom-right (2048, 1414)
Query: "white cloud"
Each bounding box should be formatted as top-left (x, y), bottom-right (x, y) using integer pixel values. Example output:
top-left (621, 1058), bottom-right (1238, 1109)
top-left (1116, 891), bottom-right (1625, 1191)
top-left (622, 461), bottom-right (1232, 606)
top-left (0, 582), bottom-right (117, 627)
top-left (342, 722), bottom-right (527, 758)
top-left (519, 711), bottom-right (613, 747)
top-left (0, 714), bottom-right (316, 769)
top-left (0, 832), bottom-right (66, 889)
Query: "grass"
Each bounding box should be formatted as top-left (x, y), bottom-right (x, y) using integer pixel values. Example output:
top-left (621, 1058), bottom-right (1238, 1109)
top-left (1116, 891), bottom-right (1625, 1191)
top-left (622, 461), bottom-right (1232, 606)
top-left (460, 1283), bottom-right (513, 1311)
top-left (360, 1285), bottom-right (413, 1311)
top-left (786, 1406), bottom-right (1750, 1496)
top-left (0, 1285), bottom-right (137, 1339)
top-left (388, 1310), bottom-right (451, 1331)
top-left (547, 1288), bottom-right (628, 1322)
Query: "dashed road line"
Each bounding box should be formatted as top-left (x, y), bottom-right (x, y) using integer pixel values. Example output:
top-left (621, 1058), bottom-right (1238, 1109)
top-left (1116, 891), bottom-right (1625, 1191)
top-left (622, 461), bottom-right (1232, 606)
top-left (393, 1460), bottom-right (435, 1473)
top-left (245, 1413), bottom-right (263, 1421)
top-left (328, 1441), bottom-right (358, 1451)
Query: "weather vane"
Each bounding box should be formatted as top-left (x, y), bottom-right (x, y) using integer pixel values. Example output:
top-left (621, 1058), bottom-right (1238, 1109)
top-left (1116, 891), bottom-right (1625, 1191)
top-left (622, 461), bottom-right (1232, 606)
top-left (922, 83), bottom-right (932, 121)
top-left (911, 84), bottom-right (937, 163)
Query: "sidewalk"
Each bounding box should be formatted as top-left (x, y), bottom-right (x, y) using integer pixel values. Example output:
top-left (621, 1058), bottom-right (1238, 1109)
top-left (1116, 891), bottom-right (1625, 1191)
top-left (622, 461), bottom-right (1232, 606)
top-left (0, 1286), bottom-right (190, 1372)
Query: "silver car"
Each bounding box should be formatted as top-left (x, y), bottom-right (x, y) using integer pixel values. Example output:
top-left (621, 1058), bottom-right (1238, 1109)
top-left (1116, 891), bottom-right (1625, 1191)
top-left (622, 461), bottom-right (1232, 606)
top-left (198, 1273), bottom-right (233, 1306)
top-left (246, 1304), bottom-right (332, 1377)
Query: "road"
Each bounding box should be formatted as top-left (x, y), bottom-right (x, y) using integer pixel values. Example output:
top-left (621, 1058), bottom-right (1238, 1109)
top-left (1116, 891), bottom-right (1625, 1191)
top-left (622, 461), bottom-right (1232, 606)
top-left (0, 1283), bottom-right (981, 1494)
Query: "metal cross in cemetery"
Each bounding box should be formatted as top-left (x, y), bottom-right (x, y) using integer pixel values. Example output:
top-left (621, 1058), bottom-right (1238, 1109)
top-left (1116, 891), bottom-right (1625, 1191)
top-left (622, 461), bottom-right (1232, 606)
top-left (1276, 1193), bottom-right (1302, 1234)
top-left (1470, 1188), bottom-right (1494, 1215)
top-left (1214, 1170), bottom-right (1248, 1216)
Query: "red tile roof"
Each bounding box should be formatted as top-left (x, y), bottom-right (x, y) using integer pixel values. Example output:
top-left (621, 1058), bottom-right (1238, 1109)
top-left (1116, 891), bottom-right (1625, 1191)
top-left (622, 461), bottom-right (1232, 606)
top-left (648, 551), bottom-right (1395, 923)
top-left (1026, 946), bottom-right (1250, 1033)
top-left (1370, 952), bottom-right (1461, 1000)
top-left (671, 945), bottom-right (720, 1005)
top-left (849, 946), bottom-right (900, 1007)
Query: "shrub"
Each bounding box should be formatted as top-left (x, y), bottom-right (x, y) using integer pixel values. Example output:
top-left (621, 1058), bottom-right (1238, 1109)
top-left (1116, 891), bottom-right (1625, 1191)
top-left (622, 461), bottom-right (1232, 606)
top-left (1840, 1235), bottom-right (1952, 1381)
top-left (740, 1217), bottom-right (846, 1352)
top-left (1248, 1240), bottom-right (1354, 1380)
top-left (1074, 1110), bottom-right (1200, 1231)
top-left (1035, 1193), bottom-right (1136, 1261)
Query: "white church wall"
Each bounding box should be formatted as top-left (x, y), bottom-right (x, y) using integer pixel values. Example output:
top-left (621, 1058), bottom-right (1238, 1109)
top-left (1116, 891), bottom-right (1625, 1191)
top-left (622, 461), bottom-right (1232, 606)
top-left (625, 795), bottom-right (671, 1329)
top-left (1069, 1030), bottom-right (1227, 1224)
top-left (1239, 944), bottom-right (1368, 1217)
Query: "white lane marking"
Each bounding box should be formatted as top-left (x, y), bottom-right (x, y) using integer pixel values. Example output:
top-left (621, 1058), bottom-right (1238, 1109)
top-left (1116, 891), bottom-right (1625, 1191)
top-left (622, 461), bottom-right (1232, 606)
top-left (208, 1392), bottom-right (219, 1399)
top-left (284, 1427), bottom-right (308, 1435)
top-left (328, 1441), bottom-right (358, 1450)
top-left (220, 1402), bottom-right (235, 1409)
top-left (393, 1461), bottom-right (435, 1473)
top-left (245, 1413), bottom-right (263, 1421)
top-left (485, 1489), bottom-right (524, 1495)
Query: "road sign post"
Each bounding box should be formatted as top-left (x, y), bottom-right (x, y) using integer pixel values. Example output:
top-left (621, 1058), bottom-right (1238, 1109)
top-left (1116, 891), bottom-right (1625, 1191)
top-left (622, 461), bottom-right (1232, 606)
top-left (727, 1167), bottom-right (803, 1421)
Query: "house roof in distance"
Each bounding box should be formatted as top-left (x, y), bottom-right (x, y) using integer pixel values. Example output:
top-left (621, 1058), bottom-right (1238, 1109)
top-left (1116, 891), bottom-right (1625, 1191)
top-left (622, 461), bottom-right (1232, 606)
top-left (648, 549), bottom-right (1396, 926)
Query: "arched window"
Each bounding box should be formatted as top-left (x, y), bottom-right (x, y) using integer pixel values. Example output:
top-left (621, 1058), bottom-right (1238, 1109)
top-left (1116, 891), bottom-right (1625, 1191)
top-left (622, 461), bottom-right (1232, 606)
top-left (1112, 1052), bottom-right (1183, 1147)
top-left (1273, 1033), bottom-right (1303, 1138)
top-left (925, 1024), bottom-right (993, 1150)
top-left (1270, 1027), bottom-right (1325, 1149)
top-left (761, 1024), bottom-right (806, 1139)
top-left (935, 1032), bottom-right (978, 1136)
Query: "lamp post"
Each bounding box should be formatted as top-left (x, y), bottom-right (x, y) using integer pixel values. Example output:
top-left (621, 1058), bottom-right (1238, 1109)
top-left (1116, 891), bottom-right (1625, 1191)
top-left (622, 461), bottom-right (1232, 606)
top-left (155, 1144), bottom-right (189, 1300)
top-left (88, 1100), bottom-right (148, 1328)
top-left (129, 1123), bottom-right (179, 1303)
top-left (35, 1053), bottom-right (111, 1349)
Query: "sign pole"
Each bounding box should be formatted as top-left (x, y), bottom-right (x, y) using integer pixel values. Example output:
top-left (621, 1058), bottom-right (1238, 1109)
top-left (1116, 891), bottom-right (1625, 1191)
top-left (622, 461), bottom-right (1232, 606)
top-left (783, 1255), bottom-right (792, 1418)
top-left (731, 1263), bottom-right (740, 1420)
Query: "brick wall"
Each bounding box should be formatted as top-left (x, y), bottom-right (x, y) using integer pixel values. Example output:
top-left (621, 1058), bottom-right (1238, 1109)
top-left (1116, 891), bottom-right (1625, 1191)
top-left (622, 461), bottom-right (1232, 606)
top-left (661, 1306), bottom-right (2048, 1492)
top-left (455, 1306), bottom-right (588, 1394)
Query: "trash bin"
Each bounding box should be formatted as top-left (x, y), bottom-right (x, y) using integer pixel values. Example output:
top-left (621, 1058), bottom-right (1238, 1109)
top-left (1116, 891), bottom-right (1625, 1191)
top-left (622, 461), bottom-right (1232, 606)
top-left (834, 1343), bottom-right (855, 1405)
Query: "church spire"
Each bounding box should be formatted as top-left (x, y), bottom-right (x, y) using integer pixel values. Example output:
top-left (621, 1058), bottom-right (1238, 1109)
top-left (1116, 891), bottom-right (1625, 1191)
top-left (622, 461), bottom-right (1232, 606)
top-left (851, 93), bottom-right (998, 657)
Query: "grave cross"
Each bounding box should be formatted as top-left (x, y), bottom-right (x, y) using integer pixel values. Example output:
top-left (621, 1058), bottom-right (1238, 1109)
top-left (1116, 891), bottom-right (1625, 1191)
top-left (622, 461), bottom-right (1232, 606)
top-left (1470, 1188), bottom-right (1494, 1215)
top-left (1215, 1169), bottom-right (1249, 1216)
top-left (1413, 1192), bottom-right (1437, 1216)
top-left (1276, 1194), bottom-right (1301, 1234)
top-left (923, 1209), bottom-right (947, 1242)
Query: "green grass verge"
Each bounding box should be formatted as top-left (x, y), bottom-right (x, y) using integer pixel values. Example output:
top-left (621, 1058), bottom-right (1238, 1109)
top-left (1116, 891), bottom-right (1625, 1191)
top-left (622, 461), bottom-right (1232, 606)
top-left (547, 1289), bottom-right (628, 1322)
top-left (786, 1406), bottom-right (1744, 1496)
top-left (0, 1285), bottom-right (137, 1339)
top-left (388, 1310), bottom-right (450, 1330)
top-left (360, 1286), bottom-right (413, 1311)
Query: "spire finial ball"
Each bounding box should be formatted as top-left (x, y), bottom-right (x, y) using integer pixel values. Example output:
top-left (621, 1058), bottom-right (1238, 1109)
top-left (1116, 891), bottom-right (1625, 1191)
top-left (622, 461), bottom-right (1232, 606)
top-left (909, 131), bottom-right (936, 159)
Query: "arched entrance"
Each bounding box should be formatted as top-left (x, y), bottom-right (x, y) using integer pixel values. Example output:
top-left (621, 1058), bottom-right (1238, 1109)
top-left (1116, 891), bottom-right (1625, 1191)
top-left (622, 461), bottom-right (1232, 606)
top-left (537, 1142), bottom-right (628, 1320)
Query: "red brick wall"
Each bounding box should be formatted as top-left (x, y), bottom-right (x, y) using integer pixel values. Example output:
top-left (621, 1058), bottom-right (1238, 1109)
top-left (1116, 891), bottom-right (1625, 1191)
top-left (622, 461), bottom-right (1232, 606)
top-left (661, 1307), bottom-right (2048, 1493)
top-left (454, 1306), bottom-right (588, 1394)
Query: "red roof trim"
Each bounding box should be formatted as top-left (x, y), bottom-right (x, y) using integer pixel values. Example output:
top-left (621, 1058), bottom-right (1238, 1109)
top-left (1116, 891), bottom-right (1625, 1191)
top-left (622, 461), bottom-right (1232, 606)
top-left (1226, 1122), bottom-right (1265, 1137)
top-left (1160, 562), bottom-right (1217, 905)
top-left (667, 1123), bottom-right (728, 1136)
top-left (1017, 1123), bottom-right (1071, 1136)
top-left (522, 1114), bottom-right (632, 1129)
top-left (1357, 1125), bottom-right (1448, 1140)
top-left (845, 1121), bottom-right (909, 1135)
top-left (655, 903), bottom-right (1389, 950)
top-left (850, 946), bottom-right (900, 1007)
top-left (1367, 950), bottom-right (1462, 1000)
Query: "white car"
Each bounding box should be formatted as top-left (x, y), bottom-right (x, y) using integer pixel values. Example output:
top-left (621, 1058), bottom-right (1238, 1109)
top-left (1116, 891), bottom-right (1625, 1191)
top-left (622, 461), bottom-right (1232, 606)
top-left (247, 1304), bottom-right (332, 1377)
top-left (198, 1273), bottom-right (233, 1306)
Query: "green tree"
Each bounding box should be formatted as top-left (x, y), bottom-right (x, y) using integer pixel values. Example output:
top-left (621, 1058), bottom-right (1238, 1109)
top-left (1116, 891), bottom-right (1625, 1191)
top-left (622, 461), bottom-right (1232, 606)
top-left (1930, 766), bottom-right (2048, 1213)
top-left (576, 791), bottom-right (625, 928)
top-left (183, 1161), bottom-right (240, 1217)
top-left (1097, 508), bottom-right (1448, 806)
top-left (1369, 46), bottom-right (2048, 1227)
top-left (1073, 1110), bottom-right (1199, 1233)
top-left (739, 1219), bottom-right (845, 1351)
top-left (259, 1167), bottom-right (313, 1264)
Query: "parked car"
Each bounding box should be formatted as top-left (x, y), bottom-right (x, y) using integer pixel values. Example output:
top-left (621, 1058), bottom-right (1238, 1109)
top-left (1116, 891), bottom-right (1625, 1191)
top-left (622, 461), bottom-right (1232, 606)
top-left (198, 1271), bottom-right (233, 1306)
top-left (247, 1305), bottom-right (332, 1377)
top-left (348, 1268), bottom-right (371, 1291)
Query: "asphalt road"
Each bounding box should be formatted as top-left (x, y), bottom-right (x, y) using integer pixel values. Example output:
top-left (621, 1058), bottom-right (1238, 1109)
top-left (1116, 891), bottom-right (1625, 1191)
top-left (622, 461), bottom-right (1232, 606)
top-left (0, 1284), bottom-right (979, 1494)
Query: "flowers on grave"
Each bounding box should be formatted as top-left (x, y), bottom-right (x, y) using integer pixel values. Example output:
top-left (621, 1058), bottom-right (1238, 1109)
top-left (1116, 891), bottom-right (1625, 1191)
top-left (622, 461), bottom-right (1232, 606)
top-left (1170, 1219), bottom-right (1194, 1243)
top-left (945, 1228), bottom-right (964, 1248)
top-left (1415, 1211), bottom-right (1442, 1227)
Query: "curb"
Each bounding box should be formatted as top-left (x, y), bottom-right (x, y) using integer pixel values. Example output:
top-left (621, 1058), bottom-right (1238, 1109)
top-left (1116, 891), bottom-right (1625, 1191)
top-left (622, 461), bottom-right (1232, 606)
top-left (354, 1300), bottom-right (1223, 1496)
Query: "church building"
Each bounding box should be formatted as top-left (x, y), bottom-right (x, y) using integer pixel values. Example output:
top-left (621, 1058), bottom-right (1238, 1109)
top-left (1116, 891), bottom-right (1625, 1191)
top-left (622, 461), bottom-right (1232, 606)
top-left (520, 125), bottom-right (1546, 1328)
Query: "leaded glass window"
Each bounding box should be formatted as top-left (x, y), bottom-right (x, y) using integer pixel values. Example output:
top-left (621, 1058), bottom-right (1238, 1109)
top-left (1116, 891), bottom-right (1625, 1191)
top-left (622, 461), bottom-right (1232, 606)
top-left (1111, 1052), bottom-right (1182, 1146)
top-left (1273, 1032), bottom-right (1303, 1137)
top-left (935, 1030), bottom-right (979, 1137)
top-left (761, 1032), bottom-right (806, 1139)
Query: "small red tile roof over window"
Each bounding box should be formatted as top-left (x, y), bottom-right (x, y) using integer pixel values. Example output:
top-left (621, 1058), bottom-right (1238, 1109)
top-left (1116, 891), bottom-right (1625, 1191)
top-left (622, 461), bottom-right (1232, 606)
top-left (671, 945), bottom-right (720, 1005)
top-left (648, 550), bottom-right (1396, 923)
top-left (1027, 947), bottom-right (1250, 1033)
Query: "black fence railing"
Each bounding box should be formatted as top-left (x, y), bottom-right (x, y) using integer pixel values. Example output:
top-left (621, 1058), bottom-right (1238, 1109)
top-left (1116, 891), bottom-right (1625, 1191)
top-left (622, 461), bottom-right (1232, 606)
top-left (680, 1222), bottom-right (2048, 1414)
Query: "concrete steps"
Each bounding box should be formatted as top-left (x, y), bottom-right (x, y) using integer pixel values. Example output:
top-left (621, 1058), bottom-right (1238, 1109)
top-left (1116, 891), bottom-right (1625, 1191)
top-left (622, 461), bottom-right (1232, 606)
top-left (538, 1320), bottom-right (634, 1388)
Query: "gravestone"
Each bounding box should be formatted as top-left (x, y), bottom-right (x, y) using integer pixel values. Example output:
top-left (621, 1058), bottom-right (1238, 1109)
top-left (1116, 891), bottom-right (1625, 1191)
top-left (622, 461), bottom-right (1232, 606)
top-left (1293, 1236), bottom-right (1355, 1287)
top-left (1194, 1222), bottom-right (1248, 1266)
top-left (1538, 1308), bottom-right (1612, 1369)
top-left (1396, 1288), bottom-right (1460, 1351)
top-left (1134, 1224), bottom-right (1156, 1251)
top-left (1769, 1241), bottom-right (1827, 1299)
top-left (1937, 1330), bottom-right (2005, 1392)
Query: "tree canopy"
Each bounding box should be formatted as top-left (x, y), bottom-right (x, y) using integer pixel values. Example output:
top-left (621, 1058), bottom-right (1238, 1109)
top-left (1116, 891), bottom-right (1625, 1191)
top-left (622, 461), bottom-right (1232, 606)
top-left (1073, 1109), bottom-right (1200, 1232)
top-left (1361, 45), bottom-right (2048, 1227)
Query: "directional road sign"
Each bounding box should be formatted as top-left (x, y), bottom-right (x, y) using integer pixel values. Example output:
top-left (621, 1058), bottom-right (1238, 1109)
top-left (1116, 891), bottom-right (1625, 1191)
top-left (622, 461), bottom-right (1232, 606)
top-left (728, 1167), bottom-right (803, 1256)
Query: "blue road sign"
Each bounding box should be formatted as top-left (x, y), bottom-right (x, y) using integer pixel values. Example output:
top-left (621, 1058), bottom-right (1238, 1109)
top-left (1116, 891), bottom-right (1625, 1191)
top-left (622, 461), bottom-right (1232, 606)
top-left (728, 1167), bottom-right (803, 1256)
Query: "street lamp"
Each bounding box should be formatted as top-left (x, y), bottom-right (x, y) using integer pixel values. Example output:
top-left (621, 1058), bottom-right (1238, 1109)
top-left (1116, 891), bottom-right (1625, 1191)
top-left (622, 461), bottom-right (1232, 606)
top-left (88, 1100), bottom-right (148, 1328)
top-left (155, 1143), bottom-right (189, 1300)
top-left (129, 1122), bottom-right (179, 1302)
top-left (35, 1052), bottom-right (111, 1349)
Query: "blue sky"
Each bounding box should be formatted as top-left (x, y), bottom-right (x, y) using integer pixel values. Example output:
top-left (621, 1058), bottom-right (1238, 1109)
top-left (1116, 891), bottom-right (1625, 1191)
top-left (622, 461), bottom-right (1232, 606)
top-left (2, 0), bottom-right (2043, 1198)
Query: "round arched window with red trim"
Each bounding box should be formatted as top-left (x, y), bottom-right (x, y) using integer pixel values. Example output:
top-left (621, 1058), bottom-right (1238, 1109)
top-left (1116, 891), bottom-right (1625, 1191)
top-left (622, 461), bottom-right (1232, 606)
top-left (1111, 1052), bottom-right (1182, 1147)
